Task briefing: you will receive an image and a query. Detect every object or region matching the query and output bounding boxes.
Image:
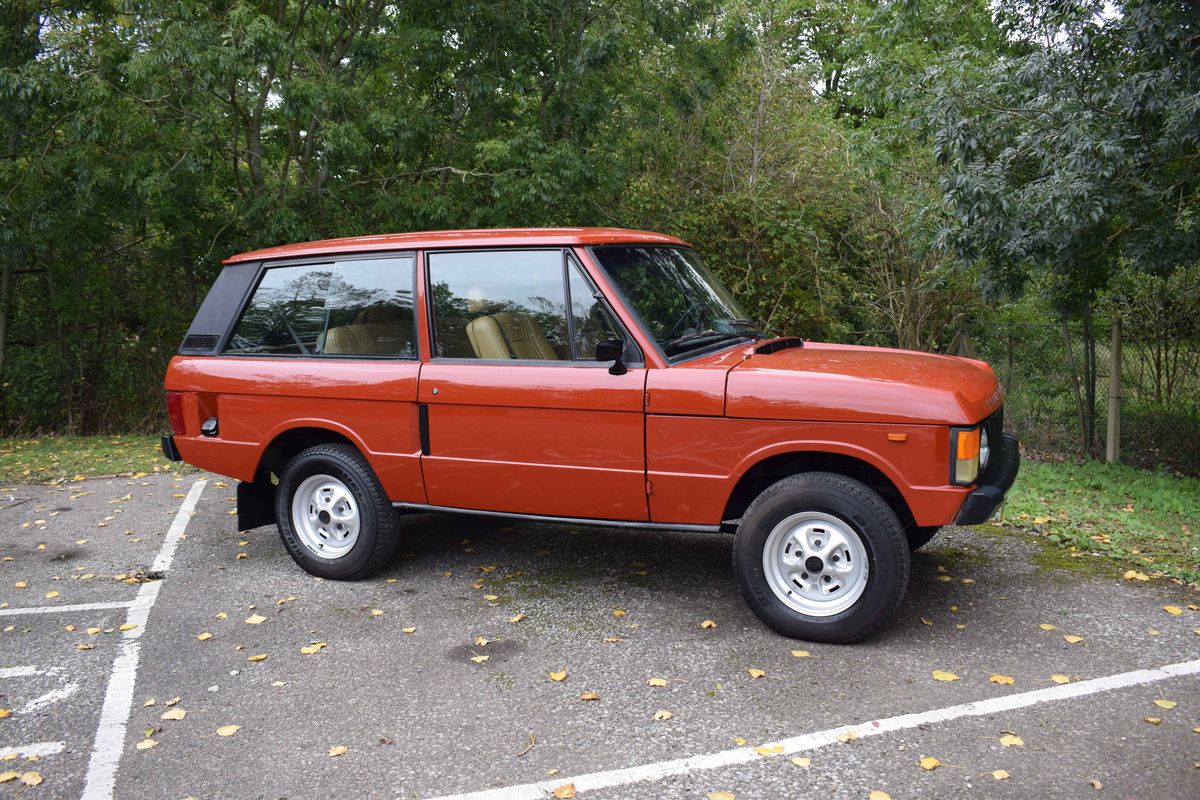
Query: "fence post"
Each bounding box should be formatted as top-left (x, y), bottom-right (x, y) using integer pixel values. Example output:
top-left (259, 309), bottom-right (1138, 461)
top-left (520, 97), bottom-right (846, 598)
top-left (1106, 317), bottom-right (1122, 464)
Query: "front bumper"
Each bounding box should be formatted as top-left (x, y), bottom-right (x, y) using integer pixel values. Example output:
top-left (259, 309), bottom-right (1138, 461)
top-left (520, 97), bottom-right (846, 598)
top-left (954, 433), bottom-right (1020, 525)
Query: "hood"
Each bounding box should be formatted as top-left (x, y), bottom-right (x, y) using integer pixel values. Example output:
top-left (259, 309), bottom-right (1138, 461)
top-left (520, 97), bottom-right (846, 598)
top-left (725, 341), bottom-right (1002, 426)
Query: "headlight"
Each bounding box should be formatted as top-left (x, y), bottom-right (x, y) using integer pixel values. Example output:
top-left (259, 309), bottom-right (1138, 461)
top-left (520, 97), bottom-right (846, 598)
top-left (979, 426), bottom-right (990, 473)
top-left (951, 426), bottom-right (982, 485)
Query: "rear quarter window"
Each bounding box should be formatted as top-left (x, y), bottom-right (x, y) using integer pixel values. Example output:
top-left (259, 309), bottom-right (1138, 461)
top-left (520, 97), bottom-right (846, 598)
top-left (225, 256), bottom-right (416, 357)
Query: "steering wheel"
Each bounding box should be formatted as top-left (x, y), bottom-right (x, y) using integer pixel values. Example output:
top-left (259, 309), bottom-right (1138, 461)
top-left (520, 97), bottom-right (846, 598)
top-left (664, 301), bottom-right (700, 340)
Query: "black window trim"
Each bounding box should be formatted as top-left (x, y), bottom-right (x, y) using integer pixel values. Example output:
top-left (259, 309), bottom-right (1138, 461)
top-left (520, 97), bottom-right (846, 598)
top-left (220, 250), bottom-right (420, 361)
top-left (423, 246), bottom-right (643, 367)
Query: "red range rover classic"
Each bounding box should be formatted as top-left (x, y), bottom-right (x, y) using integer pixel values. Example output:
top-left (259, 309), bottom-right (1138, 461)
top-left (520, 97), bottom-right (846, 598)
top-left (163, 228), bottom-right (1018, 643)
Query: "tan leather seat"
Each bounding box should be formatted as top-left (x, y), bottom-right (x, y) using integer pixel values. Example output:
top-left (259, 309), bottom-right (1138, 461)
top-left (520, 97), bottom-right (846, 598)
top-left (324, 304), bottom-right (413, 355)
top-left (465, 312), bottom-right (560, 360)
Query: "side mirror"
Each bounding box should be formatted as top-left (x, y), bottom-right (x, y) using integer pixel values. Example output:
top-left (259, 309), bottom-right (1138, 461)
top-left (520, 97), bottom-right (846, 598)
top-left (595, 339), bottom-right (627, 375)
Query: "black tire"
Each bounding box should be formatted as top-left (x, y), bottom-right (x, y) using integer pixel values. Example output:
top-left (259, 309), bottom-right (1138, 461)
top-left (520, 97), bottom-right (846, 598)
top-left (732, 472), bottom-right (910, 643)
top-left (905, 524), bottom-right (941, 551)
top-left (275, 443), bottom-right (400, 580)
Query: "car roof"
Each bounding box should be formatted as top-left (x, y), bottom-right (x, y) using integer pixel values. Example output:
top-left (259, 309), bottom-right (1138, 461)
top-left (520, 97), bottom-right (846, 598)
top-left (222, 227), bottom-right (690, 264)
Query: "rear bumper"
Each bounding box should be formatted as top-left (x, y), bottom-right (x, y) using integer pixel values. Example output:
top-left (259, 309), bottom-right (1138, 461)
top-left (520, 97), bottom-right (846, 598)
top-left (954, 434), bottom-right (1020, 525)
top-left (161, 435), bottom-right (182, 462)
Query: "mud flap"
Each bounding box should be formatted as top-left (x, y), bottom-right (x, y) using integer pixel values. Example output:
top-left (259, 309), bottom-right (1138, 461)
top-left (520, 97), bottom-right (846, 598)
top-left (237, 478), bottom-right (277, 531)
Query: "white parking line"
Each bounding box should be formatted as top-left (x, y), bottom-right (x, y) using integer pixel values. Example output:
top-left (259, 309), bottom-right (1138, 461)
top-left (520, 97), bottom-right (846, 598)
top-left (79, 479), bottom-right (206, 800)
top-left (0, 600), bottom-right (134, 617)
top-left (0, 742), bottom-right (65, 759)
top-left (425, 656), bottom-right (1200, 800)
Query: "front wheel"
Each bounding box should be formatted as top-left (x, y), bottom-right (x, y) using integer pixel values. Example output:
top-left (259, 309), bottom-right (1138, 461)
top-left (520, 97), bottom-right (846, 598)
top-left (733, 472), bottom-right (910, 643)
top-left (275, 443), bottom-right (400, 580)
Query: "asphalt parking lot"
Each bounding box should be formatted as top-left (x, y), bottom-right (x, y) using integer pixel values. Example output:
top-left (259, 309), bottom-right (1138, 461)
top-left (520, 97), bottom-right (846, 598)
top-left (1, 472), bottom-right (1198, 799)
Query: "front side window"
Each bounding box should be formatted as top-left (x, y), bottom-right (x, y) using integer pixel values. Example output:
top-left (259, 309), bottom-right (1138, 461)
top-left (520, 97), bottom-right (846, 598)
top-left (429, 250), bottom-right (571, 360)
top-left (590, 246), bottom-right (760, 359)
top-left (225, 256), bottom-right (415, 357)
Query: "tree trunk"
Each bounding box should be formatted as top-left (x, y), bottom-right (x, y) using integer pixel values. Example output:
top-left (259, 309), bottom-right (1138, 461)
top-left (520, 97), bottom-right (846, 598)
top-left (1106, 317), bottom-right (1121, 463)
top-left (0, 257), bottom-right (12, 378)
top-left (1062, 319), bottom-right (1088, 455)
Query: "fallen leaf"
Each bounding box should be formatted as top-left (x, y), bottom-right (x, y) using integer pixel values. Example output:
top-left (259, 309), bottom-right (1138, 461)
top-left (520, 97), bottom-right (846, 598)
top-left (401, 626), bottom-right (416, 634)
top-left (0, 771), bottom-right (19, 783)
top-left (654, 710), bottom-right (674, 720)
top-left (579, 691), bottom-right (600, 701)
top-left (754, 744), bottom-right (782, 755)
top-left (216, 725), bottom-right (240, 737)
top-left (246, 653), bottom-right (268, 663)
top-left (1063, 634), bottom-right (1085, 644)
top-left (920, 617), bottom-right (934, 626)
top-left (548, 669), bottom-right (567, 682)
top-left (790, 756), bottom-right (811, 767)
top-left (469, 655), bottom-right (489, 664)
top-left (932, 670), bottom-right (959, 682)
top-left (245, 614), bottom-right (267, 625)
top-left (707, 793), bottom-right (736, 800)
top-left (1123, 570), bottom-right (1150, 581)
top-left (868, 791), bottom-right (891, 800)
top-left (160, 708), bottom-right (186, 721)
top-left (746, 668), bottom-right (766, 679)
top-left (19, 772), bottom-right (42, 786)
top-left (14, 581), bottom-right (27, 589)
top-left (143, 698), bottom-right (155, 707)
top-left (45, 590), bottom-right (60, 599)
top-left (328, 745), bottom-right (347, 757)
top-left (999, 734), bottom-right (1024, 747)
top-left (165, 696), bottom-right (181, 706)
top-left (119, 623), bottom-right (137, 631)
top-left (1039, 623), bottom-right (1057, 631)
top-left (135, 739), bottom-right (157, 750)
top-left (699, 619), bottom-right (717, 629)
top-left (86, 626), bottom-right (102, 635)
top-left (919, 756), bottom-right (941, 770)
top-left (370, 609), bottom-right (384, 617)
top-left (197, 632), bottom-right (213, 641)
top-left (300, 642), bottom-right (328, 655)
top-left (992, 769), bottom-right (1010, 780)
top-left (1153, 699), bottom-right (1177, 709)
top-left (646, 677), bottom-right (668, 687)
top-left (1088, 778), bottom-right (1102, 789)
top-left (1051, 674), bottom-right (1071, 684)
top-left (552, 784), bottom-right (576, 799)
top-left (990, 674), bottom-right (1015, 685)
top-left (612, 609), bottom-right (626, 617)
top-left (509, 614), bottom-right (526, 624)
top-left (76, 643), bottom-right (94, 651)
top-left (790, 650), bottom-right (812, 658)
top-left (1144, 716), bottom-right (1162, 725)
top-left (474, 636), bottom-right (489, 647)
top-left (482, 594), bottom-right (499, 602)
top-left (0, 709), bottom-right (10, 720)
top-left (215, 612), bottom-right (227, 620)
top-left (1163, 605), bottom-right (1183, 616)
top-left (836, 731), bottom-right (860, 743)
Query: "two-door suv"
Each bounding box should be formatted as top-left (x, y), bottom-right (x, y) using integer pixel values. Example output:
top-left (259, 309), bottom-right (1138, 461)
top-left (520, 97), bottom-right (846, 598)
top-left (163, 228), bottom-right (1018, 642)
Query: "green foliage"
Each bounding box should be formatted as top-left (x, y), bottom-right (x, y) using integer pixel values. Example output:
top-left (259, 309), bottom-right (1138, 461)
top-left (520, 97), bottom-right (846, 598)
top-left (1006, 458), bottom-right (1200, 584)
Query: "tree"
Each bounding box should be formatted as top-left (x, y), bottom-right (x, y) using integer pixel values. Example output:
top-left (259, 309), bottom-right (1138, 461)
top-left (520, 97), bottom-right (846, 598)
top-left (927, 0), bottom-right (1200, 454)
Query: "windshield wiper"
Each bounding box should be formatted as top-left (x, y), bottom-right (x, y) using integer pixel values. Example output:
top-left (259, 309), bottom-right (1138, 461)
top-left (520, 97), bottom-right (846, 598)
top-left (663, 330), bottom-right (752, 355)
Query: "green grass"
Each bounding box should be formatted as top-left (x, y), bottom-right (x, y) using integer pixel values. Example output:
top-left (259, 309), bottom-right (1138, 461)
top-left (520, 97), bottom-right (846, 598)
top-left (0, 435), bottom-right (192, 485)
top-left (1004, 458), bottom-right (1200, 585)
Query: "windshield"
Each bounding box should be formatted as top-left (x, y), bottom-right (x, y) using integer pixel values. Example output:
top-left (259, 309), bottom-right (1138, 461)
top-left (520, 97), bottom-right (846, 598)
top-left (591, 245), bottom-right (761, 358)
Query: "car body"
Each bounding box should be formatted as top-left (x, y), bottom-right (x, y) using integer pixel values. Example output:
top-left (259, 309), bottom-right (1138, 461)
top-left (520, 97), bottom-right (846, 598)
top-left (163, 227), bottom-right (1019, 642)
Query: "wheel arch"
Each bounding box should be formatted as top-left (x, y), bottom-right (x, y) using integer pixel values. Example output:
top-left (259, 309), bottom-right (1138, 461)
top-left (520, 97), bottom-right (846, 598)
top-left (721, 446), bottom-right (916, 530)
top-left (256, 423), bottom-right (365, 479)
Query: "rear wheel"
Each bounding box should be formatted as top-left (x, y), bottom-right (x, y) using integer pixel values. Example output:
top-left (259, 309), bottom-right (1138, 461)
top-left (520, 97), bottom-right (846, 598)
top-left (733, 472), bottom-right (910, 643)
top-left (275, 443), bottom-right (399, 579)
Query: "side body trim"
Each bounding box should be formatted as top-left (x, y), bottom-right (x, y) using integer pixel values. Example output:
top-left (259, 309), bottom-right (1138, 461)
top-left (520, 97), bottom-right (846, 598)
top-left (392, 502), bottom-right (722, 533)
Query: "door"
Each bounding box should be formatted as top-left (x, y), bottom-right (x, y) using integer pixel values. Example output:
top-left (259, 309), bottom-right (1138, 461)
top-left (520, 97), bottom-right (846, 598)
top-left (419, 248), bottom-right (648, 521)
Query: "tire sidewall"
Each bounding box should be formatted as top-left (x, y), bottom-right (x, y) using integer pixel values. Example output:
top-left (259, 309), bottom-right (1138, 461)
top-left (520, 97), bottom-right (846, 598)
top-left (735, 475), bottom-right (908, 643)
top-left (276, 448), bottom-right (382, 580)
